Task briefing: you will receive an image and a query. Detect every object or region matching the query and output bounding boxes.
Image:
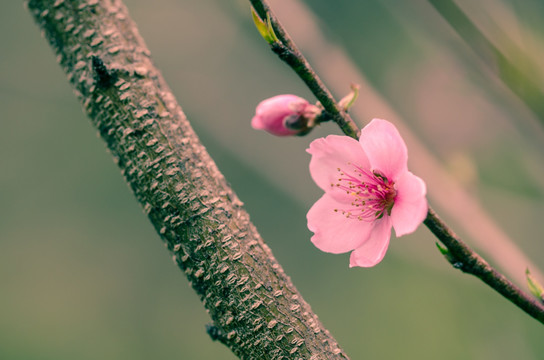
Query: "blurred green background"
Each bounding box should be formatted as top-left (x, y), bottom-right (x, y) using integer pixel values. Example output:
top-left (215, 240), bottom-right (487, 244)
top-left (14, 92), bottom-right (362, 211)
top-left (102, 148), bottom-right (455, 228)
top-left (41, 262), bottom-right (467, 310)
top-left (1, 0), bottom-right (544, 359)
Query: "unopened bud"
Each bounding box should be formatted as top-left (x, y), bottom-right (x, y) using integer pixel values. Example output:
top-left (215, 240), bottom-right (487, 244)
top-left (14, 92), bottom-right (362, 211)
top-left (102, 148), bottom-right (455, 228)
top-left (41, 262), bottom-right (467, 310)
top-left (251, 94), bottom-right (320, 136)
top-left (251, 7), bottom-right (279, 44)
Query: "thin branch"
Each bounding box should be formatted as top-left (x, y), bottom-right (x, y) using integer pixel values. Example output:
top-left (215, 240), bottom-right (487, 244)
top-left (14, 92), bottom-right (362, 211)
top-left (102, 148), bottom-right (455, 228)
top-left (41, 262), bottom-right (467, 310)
top-left (26, 0), bottom-right (349, 358)
top-left (250, 0), bottom-right (544, 325)
top-left (428, 0), bottom-right (544, 126)
top-left (425, 208), bottom-right (544, 324)
top-left (249, 0), bottom-right (360, 139)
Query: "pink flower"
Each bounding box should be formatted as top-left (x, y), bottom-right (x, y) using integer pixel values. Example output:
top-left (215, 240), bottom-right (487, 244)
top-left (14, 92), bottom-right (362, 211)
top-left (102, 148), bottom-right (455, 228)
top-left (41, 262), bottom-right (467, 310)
top-left (306, 119), bottom-right (427, 267)
top-left (252, 94), bottom-right (319, 136)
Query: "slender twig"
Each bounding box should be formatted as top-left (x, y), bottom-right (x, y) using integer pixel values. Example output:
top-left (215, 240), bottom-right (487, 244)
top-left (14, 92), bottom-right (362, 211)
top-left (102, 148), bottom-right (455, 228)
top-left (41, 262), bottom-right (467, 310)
top-left (249, 0), bottom-right (360, 139)
top-left (428, 0), bottom-right (544, 126)
top-left (425, 208), bottom-right (544, 324)
top-left (250, 0), bottom-right (544, 325)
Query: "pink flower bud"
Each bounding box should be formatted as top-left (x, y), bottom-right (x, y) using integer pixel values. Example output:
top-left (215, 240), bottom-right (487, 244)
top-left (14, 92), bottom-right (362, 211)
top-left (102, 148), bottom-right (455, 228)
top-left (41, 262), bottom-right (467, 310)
top-left (251, 95), bottom-right (319, 136)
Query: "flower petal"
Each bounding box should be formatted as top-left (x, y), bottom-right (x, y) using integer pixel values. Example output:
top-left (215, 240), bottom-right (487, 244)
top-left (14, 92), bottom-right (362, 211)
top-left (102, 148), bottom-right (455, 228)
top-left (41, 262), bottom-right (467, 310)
top-left (307, 135), bottom-right (369, 194)
top-left (360, 119), bottom-right (408, 180)
top-left (251, 114), bottom-right (266, 130)
top-left (391, 171), bottom-right (427, 237)
top-left (349, 217), bottom-right (392, 267)
top-left (307, 193), bottom-right (372, 254)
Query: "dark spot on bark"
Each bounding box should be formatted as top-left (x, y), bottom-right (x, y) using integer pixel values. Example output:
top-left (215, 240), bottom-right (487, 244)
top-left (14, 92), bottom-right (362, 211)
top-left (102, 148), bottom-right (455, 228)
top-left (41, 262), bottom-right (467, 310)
top-left (92, 55), bottom-right (117, 89)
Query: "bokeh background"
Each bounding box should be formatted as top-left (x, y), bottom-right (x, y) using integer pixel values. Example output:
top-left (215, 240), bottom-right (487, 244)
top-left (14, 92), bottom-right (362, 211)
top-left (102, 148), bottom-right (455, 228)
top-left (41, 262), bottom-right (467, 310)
top-left (2, 0), bottom-right (544, 359)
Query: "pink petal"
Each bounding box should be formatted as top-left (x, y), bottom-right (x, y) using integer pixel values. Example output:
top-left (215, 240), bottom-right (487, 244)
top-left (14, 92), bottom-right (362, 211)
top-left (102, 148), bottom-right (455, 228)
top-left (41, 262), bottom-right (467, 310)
top-left (251, 114), bottom-right (266, 130)
top-left (349, 217), bottom-right (392, 267)
top-left (255, 95), bottom-right (305, 118)
top-left (360, 119), bottom-right (408, 180)
top-left (307, 135), bottom-right (369, 194)
top-left (307, 193), bottom-right (372, 254)
top-left (391, 171), bottom-right (428, 237)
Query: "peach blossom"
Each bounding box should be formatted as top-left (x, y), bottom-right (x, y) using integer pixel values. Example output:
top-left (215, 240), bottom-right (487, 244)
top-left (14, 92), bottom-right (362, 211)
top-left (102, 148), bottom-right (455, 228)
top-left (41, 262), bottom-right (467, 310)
top-left (307, 119), bottom-right (427, 267)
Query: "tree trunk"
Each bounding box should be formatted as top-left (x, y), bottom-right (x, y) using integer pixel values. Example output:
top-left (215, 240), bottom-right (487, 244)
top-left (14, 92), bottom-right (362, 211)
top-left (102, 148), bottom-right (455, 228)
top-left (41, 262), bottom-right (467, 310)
top-left (26, 0), bottom-right (349, 358)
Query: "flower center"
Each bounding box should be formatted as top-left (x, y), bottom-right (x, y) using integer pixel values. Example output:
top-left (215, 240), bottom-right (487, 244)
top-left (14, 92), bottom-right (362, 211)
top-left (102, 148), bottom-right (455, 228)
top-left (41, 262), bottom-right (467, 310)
top-left (332, 163), bottom-right (397, 221)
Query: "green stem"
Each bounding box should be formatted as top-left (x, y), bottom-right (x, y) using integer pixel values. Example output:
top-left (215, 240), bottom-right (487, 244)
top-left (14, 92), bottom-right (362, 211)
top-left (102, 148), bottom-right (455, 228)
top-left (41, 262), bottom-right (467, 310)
top-left (428, 0), bottom-right (544, 126)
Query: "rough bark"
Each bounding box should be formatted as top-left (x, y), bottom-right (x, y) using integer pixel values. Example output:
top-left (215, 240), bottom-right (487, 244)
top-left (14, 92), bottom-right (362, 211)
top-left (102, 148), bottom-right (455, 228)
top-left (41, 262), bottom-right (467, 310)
top-left (26, 0), bottom-right (349, 359)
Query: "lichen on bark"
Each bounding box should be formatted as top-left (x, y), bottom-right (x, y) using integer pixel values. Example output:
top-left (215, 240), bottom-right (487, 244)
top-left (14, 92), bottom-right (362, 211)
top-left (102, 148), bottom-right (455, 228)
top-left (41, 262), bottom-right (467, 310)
top-left (26, 0), bottom-right (349, 358)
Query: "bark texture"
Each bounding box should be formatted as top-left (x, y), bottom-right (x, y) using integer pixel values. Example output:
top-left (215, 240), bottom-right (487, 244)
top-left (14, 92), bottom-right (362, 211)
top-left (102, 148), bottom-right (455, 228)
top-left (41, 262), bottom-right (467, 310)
top-left (26, 0), bottom-right (349, 359)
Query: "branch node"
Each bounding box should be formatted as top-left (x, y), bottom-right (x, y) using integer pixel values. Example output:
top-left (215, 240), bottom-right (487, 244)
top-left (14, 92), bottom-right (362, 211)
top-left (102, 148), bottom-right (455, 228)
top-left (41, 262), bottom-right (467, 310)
top-left (205, 323), bottom-right (227, 344)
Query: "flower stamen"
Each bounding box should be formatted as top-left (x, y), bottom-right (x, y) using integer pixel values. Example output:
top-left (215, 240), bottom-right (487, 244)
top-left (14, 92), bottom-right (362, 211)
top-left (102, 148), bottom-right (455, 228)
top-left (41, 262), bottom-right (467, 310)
top-left (333, 164), bottom-right (397, 222)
